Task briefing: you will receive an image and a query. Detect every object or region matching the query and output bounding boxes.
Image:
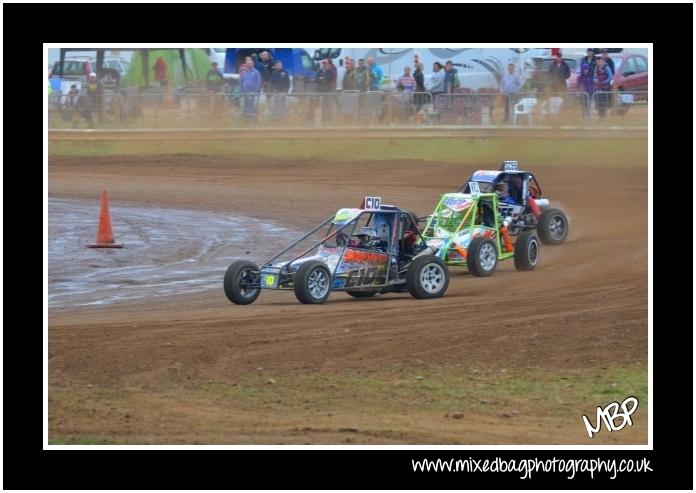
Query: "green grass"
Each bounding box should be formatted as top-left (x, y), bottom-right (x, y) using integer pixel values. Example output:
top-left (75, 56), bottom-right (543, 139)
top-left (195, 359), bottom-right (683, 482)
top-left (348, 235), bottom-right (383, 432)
top-left (150, 363), bottom-right (648, 418)
top-left (49, 137), bottom-right (647, 168)
top-left (49, 364), bottom-right (647, 444)
top-left (48, 436), bottom-right (115, 445)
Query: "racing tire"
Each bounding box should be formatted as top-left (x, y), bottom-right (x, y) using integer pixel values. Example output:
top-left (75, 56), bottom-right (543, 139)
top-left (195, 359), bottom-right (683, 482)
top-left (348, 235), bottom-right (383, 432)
top-left (514, 231), bottom-right (540, 271)
top-left (294, 261), bottom-right (332, 304)
top-left (346, 290), bottom-right (377, 299)
top-left (224, 260), bottom-right (261, 305)
top-left (537, 208), bottom-right (568, 245)
top-left (407, 255), bottom-right (449, 299)
top-left (466, 237), bottom-right (498, 277)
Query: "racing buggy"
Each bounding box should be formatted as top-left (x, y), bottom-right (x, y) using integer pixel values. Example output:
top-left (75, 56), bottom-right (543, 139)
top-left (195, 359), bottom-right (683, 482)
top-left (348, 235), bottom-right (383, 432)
top-left (458, 160), bottom-right (569, 245)
top-left (223, 197), bottom-right (450, 305)
top-left (419, 191), bottom-right (540, 276)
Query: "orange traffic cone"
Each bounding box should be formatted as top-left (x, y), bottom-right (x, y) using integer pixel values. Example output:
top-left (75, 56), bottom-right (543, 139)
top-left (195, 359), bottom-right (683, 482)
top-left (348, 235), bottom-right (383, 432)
top-left (87, 190), bottom-right (124, 248)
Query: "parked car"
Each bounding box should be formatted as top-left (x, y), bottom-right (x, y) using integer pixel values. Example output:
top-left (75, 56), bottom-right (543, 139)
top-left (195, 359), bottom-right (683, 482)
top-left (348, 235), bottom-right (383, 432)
top-left (50, 56), bottom-right (129, 90)
top-left (568, 53), bottom-right (648, 96)
top-left (202, 48), bottom-right (227, 69)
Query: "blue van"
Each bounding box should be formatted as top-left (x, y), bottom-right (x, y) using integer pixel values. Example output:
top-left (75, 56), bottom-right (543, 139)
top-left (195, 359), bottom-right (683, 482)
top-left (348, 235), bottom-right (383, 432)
top-left (224, 48), bottom-right (318, 91)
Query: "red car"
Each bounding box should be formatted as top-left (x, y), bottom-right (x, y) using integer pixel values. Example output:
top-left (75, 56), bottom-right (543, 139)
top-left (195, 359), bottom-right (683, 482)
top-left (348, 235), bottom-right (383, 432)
top-left (568, 53), bottom-right (648, 96)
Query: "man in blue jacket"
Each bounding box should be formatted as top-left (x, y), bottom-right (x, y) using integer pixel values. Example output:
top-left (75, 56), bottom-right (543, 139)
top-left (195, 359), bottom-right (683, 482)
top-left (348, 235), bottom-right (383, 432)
top-left (367, 57), bottom-right (383, 91)
top-left (240, 58), bottom-right (261, 120)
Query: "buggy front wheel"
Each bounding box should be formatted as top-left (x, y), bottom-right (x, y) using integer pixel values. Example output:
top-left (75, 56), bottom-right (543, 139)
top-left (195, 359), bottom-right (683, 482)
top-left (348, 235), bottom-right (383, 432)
top-left (407, 255), bottom-right (449, 299)
top-left (514, 231), bottom-right (540, 271)
top-left (224, 260), bottom-right (261, 305)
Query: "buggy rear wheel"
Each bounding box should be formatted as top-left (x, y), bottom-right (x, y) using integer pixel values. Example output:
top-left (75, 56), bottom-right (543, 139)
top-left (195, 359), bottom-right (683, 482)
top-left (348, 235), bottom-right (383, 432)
top-left (224, 260), bottom-right (261, 305)
top-left (537, 208), bottom-right (568, 245)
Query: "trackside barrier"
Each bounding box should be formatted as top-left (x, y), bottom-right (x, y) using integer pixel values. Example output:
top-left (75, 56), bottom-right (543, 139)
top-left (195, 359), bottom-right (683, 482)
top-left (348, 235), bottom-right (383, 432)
top-left (48, 89), bottom-right (647, 129)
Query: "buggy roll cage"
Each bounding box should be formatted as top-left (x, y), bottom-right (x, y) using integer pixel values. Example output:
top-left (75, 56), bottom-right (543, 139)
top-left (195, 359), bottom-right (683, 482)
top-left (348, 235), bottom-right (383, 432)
top-left (261, 207), bottom-right (425, 284)
top-left (457, 171), bottom-right (543, 199)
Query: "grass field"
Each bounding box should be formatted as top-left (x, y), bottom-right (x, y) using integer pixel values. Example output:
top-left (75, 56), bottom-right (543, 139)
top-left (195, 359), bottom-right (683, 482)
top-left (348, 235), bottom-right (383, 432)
top-left (48, 363), bottom-right (647, 444)
top-left (48, 137), bottom-right (647, 168)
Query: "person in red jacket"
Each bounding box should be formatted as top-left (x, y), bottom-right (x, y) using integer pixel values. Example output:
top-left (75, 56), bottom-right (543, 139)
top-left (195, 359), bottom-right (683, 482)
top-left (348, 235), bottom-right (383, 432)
top-left (153, 55), bottom-right (168, 86)
top-left (153, 55), bottom-right (168, 103)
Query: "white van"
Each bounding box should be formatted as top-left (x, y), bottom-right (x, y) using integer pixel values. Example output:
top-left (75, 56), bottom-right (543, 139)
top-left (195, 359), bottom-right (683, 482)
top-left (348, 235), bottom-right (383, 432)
top-left (203, 48), bottom-right (227, 69)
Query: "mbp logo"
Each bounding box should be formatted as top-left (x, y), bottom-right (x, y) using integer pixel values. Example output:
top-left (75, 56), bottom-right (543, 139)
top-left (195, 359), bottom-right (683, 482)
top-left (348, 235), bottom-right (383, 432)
top-left (582, 396), bottom-right (639, 438)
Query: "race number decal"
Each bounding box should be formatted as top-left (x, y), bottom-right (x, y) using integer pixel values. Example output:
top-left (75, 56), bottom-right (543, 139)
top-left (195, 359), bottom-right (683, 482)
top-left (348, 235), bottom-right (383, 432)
top-left (503, 160), bottom-right (518, 171)
top-left (262, 273), bottom-right (278, 288)
top-left (344, 266), bottom-right (385, 288)
top-left (364, 196), bottom-right (381, 210)
top-left (469, 181), bottom-right (480, 194)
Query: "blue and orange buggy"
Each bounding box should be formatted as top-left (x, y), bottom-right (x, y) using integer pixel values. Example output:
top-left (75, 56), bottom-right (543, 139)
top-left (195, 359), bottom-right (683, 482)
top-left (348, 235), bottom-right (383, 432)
top-left (459, 160), bottom-right (569, 245)
top-left (224, 197), bottom-right (450, 305)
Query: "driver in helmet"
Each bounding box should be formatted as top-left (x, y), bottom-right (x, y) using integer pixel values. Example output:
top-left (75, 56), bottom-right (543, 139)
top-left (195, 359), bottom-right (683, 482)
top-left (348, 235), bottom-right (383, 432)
top-left (350, 227), bottom-right (382, 250)
top-left (495, 181), bottom-right (517, 205)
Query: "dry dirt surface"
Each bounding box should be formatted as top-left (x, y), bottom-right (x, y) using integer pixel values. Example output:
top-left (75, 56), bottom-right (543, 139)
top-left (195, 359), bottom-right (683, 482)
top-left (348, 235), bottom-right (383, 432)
top-left (48, 153), bottom-right (648, 444)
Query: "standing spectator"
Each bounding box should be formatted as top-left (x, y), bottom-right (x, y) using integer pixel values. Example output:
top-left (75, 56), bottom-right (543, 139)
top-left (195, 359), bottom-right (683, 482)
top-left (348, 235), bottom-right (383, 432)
top-left (234, 63), bottom-right (248, 108)
top-left (62, 83), bottom-right (81, 122)
top-left (316, 59), bottom-right (337, 123)
top-left (269, 60), bottom-right (291, 93)
top-left (153, 55), bottom-right (168, 103)
top-left (258, 51), bottom-right (274, 90)
top-left (342, 57), bottom-right (356, 91)
top-left (580, 49), bottom-right (597, 74)
top-left (153, 55), bottom-right (168, 87)
top-left (600, 49), bottom-right (615, 108)
top-left (548, 52), bottom-right (571, 94)
top-left (413, 62), bottom-right (426, 112)
top-left (206, 62), bottom-right (224, 92)
top-left (316, 59), bottom-right (335, 91)
top-left (443, 60), bottom-right (460, 94)
top-left (206, 61), bottom-right (225, 113)
top-left (367, 56), bottom-right (383, 91)
top-left (594, 57), bottom-right (613, 118)
top-left (429, 61), bottom-right (446, 103)
top-left (396, 66), bottom-right (416, 93)
top-left (576, 63), bottom-right (595, 119)
top-left (395, 66), bottom-right (416, 122)
top-left (353, 58), bottom-right (372, 119)
top-left (269, 60), bottom-right (290, 121)
top-left (600, 49), bottom-right (615, 75)
top-left (500, 63), bottom-right (522, 123)
top-left (83, 57), bottom-right (93, 76)
top-left (85, 72), bottom-right (104, 126)
top-left (240, 59), bottom-right (261, 120)
top-left (326, 58), bottom-right (340, 109)
top-left (354, 58), bottom-right (372, 93)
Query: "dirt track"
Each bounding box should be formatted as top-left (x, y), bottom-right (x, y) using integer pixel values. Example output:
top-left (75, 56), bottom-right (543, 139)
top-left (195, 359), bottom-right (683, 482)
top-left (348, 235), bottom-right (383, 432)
top-left (48, 153), bottom-right (648, 444)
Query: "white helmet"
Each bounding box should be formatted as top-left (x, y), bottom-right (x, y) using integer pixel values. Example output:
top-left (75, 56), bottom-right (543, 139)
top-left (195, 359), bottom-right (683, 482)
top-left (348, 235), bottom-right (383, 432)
top-left (352, 227), bottom-right (378, 246)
